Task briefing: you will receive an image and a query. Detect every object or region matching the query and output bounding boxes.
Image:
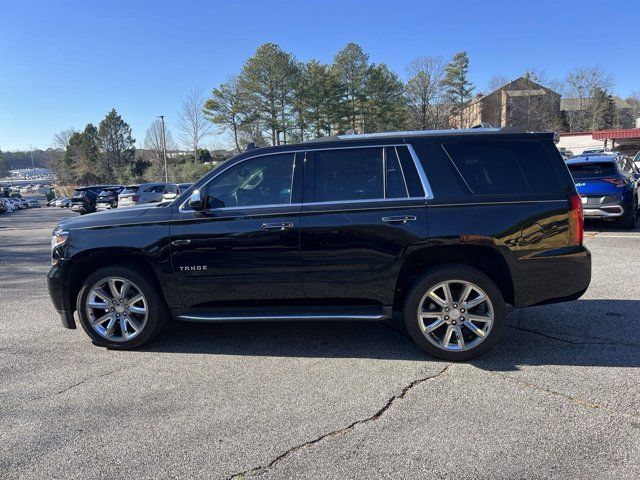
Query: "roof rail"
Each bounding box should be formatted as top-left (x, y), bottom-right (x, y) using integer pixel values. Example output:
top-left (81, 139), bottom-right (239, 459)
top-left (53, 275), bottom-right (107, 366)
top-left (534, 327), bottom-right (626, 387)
top-left (335, 128), bottom-right (502, 140)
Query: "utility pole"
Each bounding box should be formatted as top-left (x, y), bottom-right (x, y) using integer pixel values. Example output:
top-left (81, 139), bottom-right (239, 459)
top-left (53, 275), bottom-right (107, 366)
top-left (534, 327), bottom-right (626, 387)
top-left (158, 116), bottom-right (168, 182)
top-left (29, 145), bottom-right (35, 169)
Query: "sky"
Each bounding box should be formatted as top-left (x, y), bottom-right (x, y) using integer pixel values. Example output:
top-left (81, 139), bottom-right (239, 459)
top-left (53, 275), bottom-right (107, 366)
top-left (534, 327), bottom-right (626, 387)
top-left (1, 0), bottom-right (638, 151)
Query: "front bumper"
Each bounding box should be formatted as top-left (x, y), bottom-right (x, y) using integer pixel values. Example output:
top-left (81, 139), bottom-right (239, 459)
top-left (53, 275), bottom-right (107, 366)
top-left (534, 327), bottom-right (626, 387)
top-left (71, 204), bottom-right (87, 213)
top-left (47, 261), bottom-right (76, 329)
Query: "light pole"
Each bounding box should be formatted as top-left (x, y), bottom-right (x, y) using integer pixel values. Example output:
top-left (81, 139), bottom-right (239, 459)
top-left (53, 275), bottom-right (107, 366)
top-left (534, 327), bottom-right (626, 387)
top-left (158, 115), bottom-right (168, 182)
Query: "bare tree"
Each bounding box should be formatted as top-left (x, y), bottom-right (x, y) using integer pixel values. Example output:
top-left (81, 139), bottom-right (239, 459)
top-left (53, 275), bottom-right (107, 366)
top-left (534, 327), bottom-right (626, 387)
top-left (405, 56), bottom-right (447, 130)
top-left (562, 66), bottom-right (615, 131)
top-left (52, 128), bottom-right (77, 150)
top-left (487, 75), bottom-right (510, 92)
top-left (143, 120), bottom-right (176, 179)
top-left (177, 87), bottom-right (214, 161)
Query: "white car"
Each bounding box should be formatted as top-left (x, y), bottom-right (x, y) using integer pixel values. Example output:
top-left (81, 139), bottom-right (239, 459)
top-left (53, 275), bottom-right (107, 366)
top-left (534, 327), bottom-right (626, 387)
top-left (55, 197), bottom-right (71, 207)
top-left (0, 198), bottom-right (15, 212)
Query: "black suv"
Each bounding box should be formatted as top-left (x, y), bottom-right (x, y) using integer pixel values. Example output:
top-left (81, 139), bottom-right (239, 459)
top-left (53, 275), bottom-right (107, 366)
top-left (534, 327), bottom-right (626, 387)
top-left (70, 185), bottom-right (121, 214)
top-left (95, 186), bottom-right (125, 211)
top-left (48, 129), bottom-right (591, 360)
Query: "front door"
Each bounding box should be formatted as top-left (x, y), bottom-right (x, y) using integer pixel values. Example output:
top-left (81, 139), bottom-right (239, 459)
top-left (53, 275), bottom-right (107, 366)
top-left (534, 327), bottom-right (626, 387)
top-left (170, 152), bottom-right (303, 308)
top-left (300, 145), bottom-right (428, 306)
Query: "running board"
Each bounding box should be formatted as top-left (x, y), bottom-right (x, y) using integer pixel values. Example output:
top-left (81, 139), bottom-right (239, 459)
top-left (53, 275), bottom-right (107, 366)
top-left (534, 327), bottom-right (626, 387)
top-left (175, 306), bottom-right (391, 323)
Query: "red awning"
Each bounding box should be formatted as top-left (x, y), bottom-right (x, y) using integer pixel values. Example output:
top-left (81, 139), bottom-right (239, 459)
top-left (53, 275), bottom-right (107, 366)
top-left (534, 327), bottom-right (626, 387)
top-left (592, 128), bottom-right (640, 140)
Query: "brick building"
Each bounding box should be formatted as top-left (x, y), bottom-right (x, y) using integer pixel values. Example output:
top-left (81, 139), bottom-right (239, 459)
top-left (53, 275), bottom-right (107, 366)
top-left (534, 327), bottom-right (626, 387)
top-left (450, 77), bottom-right (561, 130)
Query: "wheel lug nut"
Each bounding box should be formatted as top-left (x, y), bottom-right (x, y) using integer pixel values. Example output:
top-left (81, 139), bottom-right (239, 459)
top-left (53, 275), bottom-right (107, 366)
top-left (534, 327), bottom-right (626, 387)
top-left (452, 320), bottom-right (457, 325)
top-left (460, 317), bottom-right (465, 321)
top-left (444, 315), bottom-right (449, 320)
top-left (125, 305), bottom-right (128, 308)
top-left (460, 308), bottom-right (465, 313)
top-left (453, 304), bottom-right (458, 308)
top-left (444, 307), bottom-right (449, 312)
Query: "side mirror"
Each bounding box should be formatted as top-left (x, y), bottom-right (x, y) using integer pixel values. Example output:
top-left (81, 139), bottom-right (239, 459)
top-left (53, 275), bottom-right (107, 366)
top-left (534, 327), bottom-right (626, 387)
top-left (188, 189), bottom-right (204, 209)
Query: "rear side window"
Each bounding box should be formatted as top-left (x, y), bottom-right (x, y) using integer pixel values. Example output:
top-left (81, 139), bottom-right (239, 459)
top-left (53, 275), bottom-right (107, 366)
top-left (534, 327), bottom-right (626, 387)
top-left (311, 148), bottom-right (384, 202)
top-left (121, 186), bottom-right (139, 195)
top-left (568, 162), bottom-right (617, 178)
top-left (442, 141), bottom-right (561, 195)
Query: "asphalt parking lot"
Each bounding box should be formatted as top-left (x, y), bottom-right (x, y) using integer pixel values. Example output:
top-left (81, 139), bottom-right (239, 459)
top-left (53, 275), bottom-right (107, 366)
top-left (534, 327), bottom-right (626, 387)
top-left (1, 207), bottom-right (639, 479)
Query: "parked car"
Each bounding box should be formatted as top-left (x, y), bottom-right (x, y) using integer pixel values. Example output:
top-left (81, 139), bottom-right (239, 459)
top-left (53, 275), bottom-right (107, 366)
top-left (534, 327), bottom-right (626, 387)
top-left (55, 197), bottom-right (72, 208)
top-left (27, 199), bottom-right (41, 208)
top-left (12, 198), bottom-right (29, 209)
top-left (48, 128), bottom-right (591, 360)
top-left (71, 185), bottom-right (119, 214)
top-left (118, 183), bottom-right (178, 207)
top-left (1, 198), bottom-right (15, 212)
top-left (46, 197), bottom-right (59, 207)
top-left (95, 186), bottom-right (124, 211)
top-left (568, 154), bottom-right (639, 228)
top-left (162, 183), bottom-right (192, 201)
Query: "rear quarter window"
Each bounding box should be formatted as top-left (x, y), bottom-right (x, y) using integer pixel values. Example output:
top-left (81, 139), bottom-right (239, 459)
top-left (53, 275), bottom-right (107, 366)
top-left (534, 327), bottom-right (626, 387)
top-left (442, 141), bottom-right (562, 195)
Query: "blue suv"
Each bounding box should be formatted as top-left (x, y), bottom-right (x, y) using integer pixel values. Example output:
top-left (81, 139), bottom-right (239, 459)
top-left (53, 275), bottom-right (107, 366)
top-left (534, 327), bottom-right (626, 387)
top-left (567, 155), bottom-right (640, 229)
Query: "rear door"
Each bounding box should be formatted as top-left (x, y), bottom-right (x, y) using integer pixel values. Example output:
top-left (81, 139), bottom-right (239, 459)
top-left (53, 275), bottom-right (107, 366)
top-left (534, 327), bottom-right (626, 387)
top-left (300, 145), bottom-right (428, 306)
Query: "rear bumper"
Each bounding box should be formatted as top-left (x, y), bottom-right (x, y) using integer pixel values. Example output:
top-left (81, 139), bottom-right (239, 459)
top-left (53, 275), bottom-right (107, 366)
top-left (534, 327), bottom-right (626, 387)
top-left (512, 245), bottom-right (591, 308)
top-left (583, 203), bottom-right (625, 219)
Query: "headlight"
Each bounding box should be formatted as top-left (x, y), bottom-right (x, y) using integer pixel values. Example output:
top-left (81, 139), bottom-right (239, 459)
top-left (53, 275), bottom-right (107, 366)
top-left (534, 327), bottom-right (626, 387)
top-left (51, 228), bottom-right (69, 253)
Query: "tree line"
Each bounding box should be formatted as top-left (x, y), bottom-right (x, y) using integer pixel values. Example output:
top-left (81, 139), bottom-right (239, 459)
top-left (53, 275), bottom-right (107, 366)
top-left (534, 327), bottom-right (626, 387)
top-left (205, 42), bottom-right (639, 150)
top-left (38, 42), bottom-right (640, 185)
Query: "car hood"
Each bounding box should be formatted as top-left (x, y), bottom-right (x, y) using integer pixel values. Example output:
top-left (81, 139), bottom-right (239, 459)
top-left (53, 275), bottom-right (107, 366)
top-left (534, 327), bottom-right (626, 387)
top-left (58, 204), bottom-right (157, 230)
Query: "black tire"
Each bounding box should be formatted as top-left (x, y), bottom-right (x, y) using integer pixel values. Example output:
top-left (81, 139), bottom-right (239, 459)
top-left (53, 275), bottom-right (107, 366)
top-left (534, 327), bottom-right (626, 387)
top-left (76, 264), bottom-right (168, 349)
top-left (620, 204), bottom-right (637, 230)
top-left (403, 264), bottom-right (506, 361)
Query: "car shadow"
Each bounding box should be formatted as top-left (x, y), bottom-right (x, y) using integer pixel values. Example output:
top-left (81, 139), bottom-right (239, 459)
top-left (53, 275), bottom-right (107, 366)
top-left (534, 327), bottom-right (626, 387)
top-left (584, 218), bottom-right (640, 233)
top-left (138, 299), bottom-right (639, 369)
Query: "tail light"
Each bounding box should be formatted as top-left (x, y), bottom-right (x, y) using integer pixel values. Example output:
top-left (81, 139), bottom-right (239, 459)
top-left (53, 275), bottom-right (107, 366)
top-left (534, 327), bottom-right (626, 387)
top-left (568, 193), bottom-right (584, 246)
top-left (602, 178), bottom-right (626, 187)
top-left (131, 195), bottom-right (139, 202)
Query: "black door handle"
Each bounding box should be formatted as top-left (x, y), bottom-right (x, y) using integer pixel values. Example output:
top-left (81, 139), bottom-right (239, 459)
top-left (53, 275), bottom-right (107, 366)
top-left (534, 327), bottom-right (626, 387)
top-left (381, 215), bottom-right (417, 224)
top-left (171, 239), bottom-right (191, 246)
top-left (261, 222), bottom-right (294, 230)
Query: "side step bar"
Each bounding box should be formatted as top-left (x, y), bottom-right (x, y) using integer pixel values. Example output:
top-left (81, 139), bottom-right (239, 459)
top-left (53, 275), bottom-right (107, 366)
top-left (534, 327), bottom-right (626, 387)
top-left (175, 306), bottom-right (391, 323)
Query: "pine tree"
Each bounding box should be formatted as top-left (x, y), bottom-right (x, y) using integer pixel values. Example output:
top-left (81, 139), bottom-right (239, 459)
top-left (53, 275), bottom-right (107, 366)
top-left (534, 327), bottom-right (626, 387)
top-left (98, 109), bottom-right (136, 177)
top-left (589, 87), bottom-right (616, 130)
top-left (442, 52), bottom-right (474, 128)
top-left (239, 43), bottom-right (297, 145)
top-left (332, 43), bottom-right (370, 133)
top-left (364, 64), bottom-right (407, 133)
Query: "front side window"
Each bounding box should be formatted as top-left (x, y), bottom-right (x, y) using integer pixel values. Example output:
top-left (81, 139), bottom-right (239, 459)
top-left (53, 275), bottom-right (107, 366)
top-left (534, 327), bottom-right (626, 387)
top-left (203, 153), bottom-right (294, 208)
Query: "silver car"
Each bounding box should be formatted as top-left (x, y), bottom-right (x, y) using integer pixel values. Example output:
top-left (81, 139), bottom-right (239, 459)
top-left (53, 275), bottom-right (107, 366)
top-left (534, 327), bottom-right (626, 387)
top-left (118, 183), bottom-right (178, 207)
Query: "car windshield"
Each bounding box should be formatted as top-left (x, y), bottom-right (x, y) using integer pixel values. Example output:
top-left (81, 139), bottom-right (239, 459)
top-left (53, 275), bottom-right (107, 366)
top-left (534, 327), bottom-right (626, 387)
top-left (72, 189), bottom-right (87, 196)
top-left (121, 186), bottom-right (139, 194)
top-left (98, 190), bottom-right (115, 197)
top-left (568, 162), bottom-right (617, 178)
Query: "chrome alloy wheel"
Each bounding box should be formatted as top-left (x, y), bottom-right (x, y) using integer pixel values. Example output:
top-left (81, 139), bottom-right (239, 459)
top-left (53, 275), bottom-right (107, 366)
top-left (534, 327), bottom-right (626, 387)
top-left (85, 277), bottom-right (148, 342)
top-left (417, 280), bottom-right (494, 352)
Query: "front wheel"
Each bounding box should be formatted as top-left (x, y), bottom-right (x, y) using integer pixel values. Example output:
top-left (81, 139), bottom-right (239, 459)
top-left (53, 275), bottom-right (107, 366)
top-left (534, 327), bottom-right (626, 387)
top-left (404, 265), bottom-right (506, 361)
top-left (76, 265), bottom-right (167, 349)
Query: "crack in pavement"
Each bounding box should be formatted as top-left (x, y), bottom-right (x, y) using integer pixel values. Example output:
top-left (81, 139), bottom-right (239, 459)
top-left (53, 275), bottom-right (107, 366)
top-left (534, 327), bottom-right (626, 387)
top-left (485, 369), bottom-right (639, 421)
top-left (5, 366), bottom-right (127, 409)
top-left (226, 363), bottom-right (452, 480)
top-left (507, 324), bottom-right (640, 348)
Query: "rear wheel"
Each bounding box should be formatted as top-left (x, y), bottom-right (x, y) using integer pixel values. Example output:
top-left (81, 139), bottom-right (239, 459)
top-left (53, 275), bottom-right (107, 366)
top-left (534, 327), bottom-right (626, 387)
top-left (404, 265), bottom-right (506, 361)
top-left (620, 202), bottom-right (637, 229)
top-left (76, 265), bottom-right (167, 349)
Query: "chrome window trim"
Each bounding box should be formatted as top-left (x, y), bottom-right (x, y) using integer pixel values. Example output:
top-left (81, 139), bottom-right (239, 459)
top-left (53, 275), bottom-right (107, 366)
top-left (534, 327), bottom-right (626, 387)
top-left (392, 146), bottom-right (411, 198)
top-left (180, 144), bottom-right (411, 213)
top-left (405, 143), bottom-right (435, 199)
